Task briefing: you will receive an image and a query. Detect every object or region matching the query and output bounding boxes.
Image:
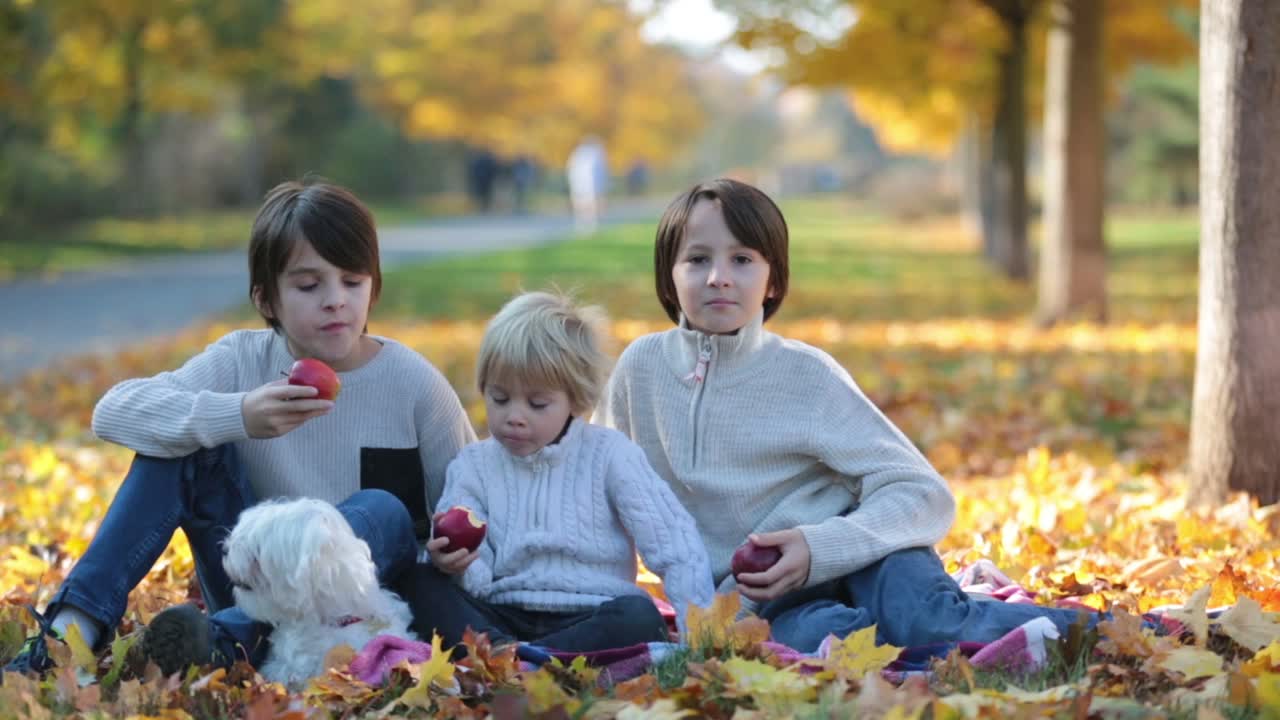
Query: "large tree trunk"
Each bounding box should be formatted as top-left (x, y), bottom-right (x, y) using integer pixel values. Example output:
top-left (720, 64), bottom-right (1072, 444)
top-left (988, 4), bottom-right (1031, 281)
top-left (1036, 0), bottom-right (1107, 326)
top-left (1190, 0), bottom-right (1280, 507)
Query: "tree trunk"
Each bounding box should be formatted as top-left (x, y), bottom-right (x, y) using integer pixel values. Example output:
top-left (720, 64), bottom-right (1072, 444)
top-left (959, 112), bottom-right (997, 257)
top-left (1036, 0), bottom-right (1107, 326)
top-left (989, 7), bottom-right (1031, 280)
top-left (1190, 0), bottom-right (1280, 507)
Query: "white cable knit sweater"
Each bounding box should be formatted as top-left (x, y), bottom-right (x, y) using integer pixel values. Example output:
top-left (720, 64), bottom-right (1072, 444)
top-left (437, 418), bottom-right (715, 624)
top-left (91, 329), bottom-right (476, 512)
top-left (594, 310), bottom-right (956, 600)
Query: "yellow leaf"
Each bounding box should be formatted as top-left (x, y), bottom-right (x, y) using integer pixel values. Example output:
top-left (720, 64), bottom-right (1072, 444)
top-left (62, 621), bottom-right (96, 675)
top-left (1257, 673), bottom-right (1280, 720)
top-left (684, 592), bottom-right (769, 653)
top-left (1167, 585), bottom-right (1212, 646)
top-left (1217, 597), bottom-right (1280, 652)
top-left (395, 668), bottom-right (434, 710)
top-left (398, 632), bottom-right (458, 708)
top-left (1157, 647), bottom-right (1225, 680)
top-left (824, 625), bottom-right (902, 680)
top-left (521, 668), bottom-right (577, 716)
top-left (1242, 640), bottom-right (1280, 677)
top-left (721, 657), bottom-right (818, 707)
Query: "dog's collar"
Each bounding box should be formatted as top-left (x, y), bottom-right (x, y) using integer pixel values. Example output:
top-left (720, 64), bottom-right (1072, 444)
top-left (337, 615), bottom-right (363, 627)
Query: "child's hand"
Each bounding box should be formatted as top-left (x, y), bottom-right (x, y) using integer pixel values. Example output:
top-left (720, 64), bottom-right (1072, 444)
top-left (734, 529), bottom-right (811, 602)
top-left (426, 512), bottom-right (479, 574)
top-left (242, 379), bottom-right (334, 438)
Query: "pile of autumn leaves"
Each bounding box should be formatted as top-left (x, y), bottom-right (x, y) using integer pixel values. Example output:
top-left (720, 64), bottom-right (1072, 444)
top-left (1, 318), bottom-right (1278, 719)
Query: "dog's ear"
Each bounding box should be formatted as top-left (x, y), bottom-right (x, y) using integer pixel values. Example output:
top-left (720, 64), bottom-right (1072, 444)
top-left (292, 502), bottom-right (380, 623)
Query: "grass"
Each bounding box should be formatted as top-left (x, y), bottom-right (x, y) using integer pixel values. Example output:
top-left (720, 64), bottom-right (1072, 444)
top-left (377, 199), bottom-right (1198, 325)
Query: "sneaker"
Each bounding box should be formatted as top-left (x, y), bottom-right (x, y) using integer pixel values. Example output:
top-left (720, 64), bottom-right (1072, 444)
top-left (3, 605), bottom-right (63, 677)
top-left (141, 604), bottom-right (213, 676)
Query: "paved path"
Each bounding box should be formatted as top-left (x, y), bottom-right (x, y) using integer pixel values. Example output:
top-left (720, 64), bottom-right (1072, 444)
top-left (0, 205), bottom-right (659, 381)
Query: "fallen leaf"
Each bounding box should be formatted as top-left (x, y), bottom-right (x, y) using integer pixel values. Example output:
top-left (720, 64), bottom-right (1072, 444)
top-left (1167, 585), bottom-right (1212, 646)
top-left (823, 625), bottom-right (902, 680)
top-left (1156, 647), bottom-right (1224, 681)
top-left (1216, 596), bottom-right (1280, 652)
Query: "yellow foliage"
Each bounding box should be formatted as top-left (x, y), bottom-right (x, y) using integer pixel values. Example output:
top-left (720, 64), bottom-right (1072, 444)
top-left (684, 592), bottom-right (770, 654)
top-left (733, 0), bottom-right (1196, 154)
top-left (821, 625), bottom-right (902, 681)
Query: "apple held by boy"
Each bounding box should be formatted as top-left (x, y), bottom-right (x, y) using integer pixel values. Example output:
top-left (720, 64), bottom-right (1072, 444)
top-left (731, 540), bottom-right (782, 581)
top-left (286, 358), bottom-right (341, 400)
top-left (434, 506), bottom-right (487, 553)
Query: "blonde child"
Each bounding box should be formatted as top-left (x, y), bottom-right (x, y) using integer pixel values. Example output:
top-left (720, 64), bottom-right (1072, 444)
top-left (595, 178), bottom-right (1093, 652)
top-left (413, 291), bottom-right (713, 652)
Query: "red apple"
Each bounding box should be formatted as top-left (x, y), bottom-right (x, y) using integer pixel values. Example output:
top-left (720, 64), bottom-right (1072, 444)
top-left (287, 358), bottom-right (341, 400)
top-left (731, 540), bottom-right (782, 578)
top-left (433, 506), bottom-right (487, 553)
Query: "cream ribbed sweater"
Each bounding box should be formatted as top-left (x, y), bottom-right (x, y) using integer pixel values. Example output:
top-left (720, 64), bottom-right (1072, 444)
top-left (438, 418), bottom-right (714, 623)
top-left (91, 329), bottom-right (476, 513)
top-left (594, 311), bottom-right (956, 598)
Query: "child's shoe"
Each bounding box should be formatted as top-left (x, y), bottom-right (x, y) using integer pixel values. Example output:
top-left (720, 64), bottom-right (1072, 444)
top-left (2, 605), bottom-right (63, 678)
top-left (140, 604), bottom-right (214, 676)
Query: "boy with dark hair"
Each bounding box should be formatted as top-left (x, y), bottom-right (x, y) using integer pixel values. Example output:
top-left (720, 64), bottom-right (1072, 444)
top-left (4, 180), bottom-right (476, 678)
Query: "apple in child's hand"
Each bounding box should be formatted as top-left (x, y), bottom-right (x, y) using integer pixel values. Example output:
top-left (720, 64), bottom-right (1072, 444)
top-left (731, 540), bottom-right (782, 579)
top-left (434, 506), bottom-right (487, 553)
top-left (287, 358), bottom-right (341, 400)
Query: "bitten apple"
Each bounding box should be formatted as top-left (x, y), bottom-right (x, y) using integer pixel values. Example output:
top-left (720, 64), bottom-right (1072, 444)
top-left (433, 506), bottom-right (487, 553)
top-left (287, 358), bottom-right (341, 401)
top-left (731, 540), bottom-right (782, 578)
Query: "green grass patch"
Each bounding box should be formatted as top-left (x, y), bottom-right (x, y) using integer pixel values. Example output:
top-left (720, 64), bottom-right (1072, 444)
top-left (378, 201), bottom-right (1199, 325)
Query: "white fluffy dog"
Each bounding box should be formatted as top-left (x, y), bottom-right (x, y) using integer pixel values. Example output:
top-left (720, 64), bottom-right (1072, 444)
top-left (222, 497), bottom-right (416, 687)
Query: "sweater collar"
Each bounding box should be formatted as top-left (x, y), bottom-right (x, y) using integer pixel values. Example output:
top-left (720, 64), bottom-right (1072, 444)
top-left (663, 308), bottom-right (768, 383)
top-left (503, 415), bottom-right (583, 468)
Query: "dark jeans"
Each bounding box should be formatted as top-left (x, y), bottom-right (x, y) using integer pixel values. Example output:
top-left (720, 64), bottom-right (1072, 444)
top-left (404, 565), bottom-right (668, 655)
top-left (46, 446), bottom-right (417, 666)
top-left (759, 546), bottom-right (1096, 653)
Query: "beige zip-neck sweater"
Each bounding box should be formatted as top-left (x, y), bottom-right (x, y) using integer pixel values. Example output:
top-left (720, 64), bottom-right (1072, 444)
top-left (595, 310), bottom-right (955, 598)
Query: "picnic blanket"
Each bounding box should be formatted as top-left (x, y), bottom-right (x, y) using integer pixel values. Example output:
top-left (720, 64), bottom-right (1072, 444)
top-left (348, 559), bottom-right (1174, 686)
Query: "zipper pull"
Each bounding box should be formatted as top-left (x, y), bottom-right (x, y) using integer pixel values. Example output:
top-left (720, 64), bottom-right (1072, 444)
top-left (684, 342), bottom-right (712, 384)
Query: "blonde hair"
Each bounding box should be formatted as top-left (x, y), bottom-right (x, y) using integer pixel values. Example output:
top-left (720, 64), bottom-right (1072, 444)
top-left (477, 290), bottom-right (611, 416)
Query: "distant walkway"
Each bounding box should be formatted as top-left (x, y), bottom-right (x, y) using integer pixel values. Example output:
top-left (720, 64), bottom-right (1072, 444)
top-left (0, 203), bottom-right (661, 381)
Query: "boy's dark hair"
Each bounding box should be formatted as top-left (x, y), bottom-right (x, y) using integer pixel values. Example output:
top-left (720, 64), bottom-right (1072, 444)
top-left (653, 178), bottom-right (790, 325)
top-left (248, 180), bottom-right (382, 330)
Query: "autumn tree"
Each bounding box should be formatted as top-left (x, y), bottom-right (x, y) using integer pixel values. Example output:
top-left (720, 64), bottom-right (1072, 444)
top-left (1036, 0), bottom-right (1105, 325)
top-left (1189, 0), bottom-right (1280, 506)
top-left (719, 0), bottom-right (1195, 285)
top-left (342, 0), bottom-right (702, 171)
top-left (16, 0), bottom-right (282, 212)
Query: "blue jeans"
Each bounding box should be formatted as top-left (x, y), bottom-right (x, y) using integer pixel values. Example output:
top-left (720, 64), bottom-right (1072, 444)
top-left (46, 446), bottom-right (417, 667)
top-left (759, 547), bottom-right (1095, 653)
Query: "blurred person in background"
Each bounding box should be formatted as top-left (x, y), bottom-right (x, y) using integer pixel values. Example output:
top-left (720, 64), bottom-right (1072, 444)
top-left (566, 136), bottom-right (609, 232)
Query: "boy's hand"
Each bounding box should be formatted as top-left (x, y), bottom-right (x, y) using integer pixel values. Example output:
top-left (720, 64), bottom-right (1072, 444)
top-left (242, 379), bottom-right (334, 438)
top-left (734, 529), bottom-right (811, 602)
top-left (426, 512), bottom-right (479, 574)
